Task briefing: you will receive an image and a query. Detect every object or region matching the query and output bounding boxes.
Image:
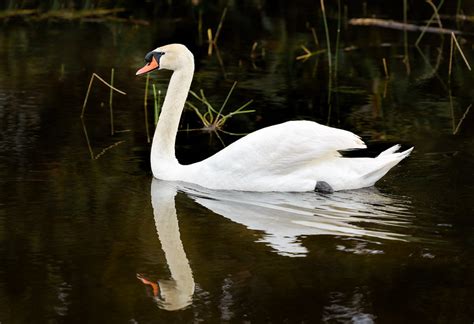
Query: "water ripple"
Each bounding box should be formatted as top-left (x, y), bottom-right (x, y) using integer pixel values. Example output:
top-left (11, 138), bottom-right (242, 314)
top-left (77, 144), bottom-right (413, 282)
top-left (174, 182), bottom-right (415, 257)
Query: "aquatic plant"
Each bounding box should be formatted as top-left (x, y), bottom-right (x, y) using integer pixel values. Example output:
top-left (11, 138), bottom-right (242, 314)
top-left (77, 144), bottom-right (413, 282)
top-left (185, 81), bottom-right (254, 134)
top-left (80, 71), bottom-right (127, 159)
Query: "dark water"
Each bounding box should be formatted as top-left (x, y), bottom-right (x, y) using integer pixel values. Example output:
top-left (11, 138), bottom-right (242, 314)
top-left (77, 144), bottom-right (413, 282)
top-left (1, 4), bottom-right (474, 323)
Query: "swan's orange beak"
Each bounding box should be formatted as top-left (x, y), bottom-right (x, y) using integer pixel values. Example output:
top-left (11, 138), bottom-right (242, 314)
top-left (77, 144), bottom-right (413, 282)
top-left (136, 56), bottom-right (159, 76)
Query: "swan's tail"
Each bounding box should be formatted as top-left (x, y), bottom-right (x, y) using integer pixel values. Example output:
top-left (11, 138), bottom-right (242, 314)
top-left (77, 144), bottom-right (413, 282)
top-left (361, 145), bottom-right (414, 186)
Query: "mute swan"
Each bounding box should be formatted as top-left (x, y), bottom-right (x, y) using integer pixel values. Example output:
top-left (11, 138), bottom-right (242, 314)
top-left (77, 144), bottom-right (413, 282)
top-left (136, 44), bottom-right (413, 192)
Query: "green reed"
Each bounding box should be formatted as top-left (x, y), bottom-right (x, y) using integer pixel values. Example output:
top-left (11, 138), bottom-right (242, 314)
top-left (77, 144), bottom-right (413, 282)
top-left (186, 81), bottom-right (254, 132)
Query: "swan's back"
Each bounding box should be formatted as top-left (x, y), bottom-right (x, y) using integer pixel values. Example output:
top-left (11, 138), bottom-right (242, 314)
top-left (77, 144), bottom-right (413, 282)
top-left (182, 121), bottom-right (409, 191)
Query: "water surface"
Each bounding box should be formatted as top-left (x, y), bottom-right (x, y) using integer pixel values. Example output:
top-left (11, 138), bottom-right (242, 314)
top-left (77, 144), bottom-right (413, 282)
top-left (0, 5), bottom-right (473, 323)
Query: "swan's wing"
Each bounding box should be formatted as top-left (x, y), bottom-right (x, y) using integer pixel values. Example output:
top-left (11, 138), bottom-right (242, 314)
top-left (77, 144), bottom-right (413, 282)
top-left (204, 120), bottom-right (366, 175)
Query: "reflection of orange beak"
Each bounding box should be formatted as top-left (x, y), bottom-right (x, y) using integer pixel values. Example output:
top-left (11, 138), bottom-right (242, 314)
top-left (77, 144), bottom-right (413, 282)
top-left (136, 56), bottom-right (159, 76)
top-left (137, 273), bottom-right (160, 297)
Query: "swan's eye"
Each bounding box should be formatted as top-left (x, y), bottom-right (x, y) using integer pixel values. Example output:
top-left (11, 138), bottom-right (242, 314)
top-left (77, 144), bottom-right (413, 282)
top-left (144, 52), bottom-right (154, 64)
top-left (144, 52), bottom-right (165, 65)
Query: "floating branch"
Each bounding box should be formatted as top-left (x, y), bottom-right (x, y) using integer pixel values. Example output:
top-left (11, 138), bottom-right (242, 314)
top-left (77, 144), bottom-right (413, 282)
top-left (0, 9), bottom-right (39, 19)
top-left (349, 18), bottom-right (461, 35)
top-left (0, 8), bottom-right (150, 25)
top-left (2, 8), bottom-right (121, 20)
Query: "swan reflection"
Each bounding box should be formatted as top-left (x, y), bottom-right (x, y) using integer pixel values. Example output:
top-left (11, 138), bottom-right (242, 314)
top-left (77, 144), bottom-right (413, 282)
top-left (180, 181), bottom-right (413, 256)
top-left (142, 179), bottom-right (413, 310)
top-left (138, 180), bottom-right (195, 311)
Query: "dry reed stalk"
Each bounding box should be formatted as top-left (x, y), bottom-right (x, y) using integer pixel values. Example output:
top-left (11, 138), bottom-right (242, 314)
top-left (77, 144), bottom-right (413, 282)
top-left (81, 72), bottom-right (126, 118)
top-left (453, 104), bottom-right (472, 135)
top-left (449, 35), bottom-right (455, 82)
top-left (320, 0), bottom-right (332, 106)
top-left (109, 68), bottom-right (115, 135)
top-left (144, 74), bottom-right (151, 143)
top-left (403, 0), bottom-right (411, 74)
top-left (94, 141), bottom-right (125, 160)
top-left (451, 32), bottom-right (471, 70)
top-left (207, 7), bottom-right (228, 56)
top-left (334, 0), bottom-right (341, 81)
top-left (415, 0), bottom-right (445, 46)
top-left (311, 27), bottom-right (319, 47)
top-left (382, 58), bottom-right (390, 79)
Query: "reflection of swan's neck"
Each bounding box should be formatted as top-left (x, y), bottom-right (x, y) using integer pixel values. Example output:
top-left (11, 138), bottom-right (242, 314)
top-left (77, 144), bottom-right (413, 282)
top-left (151, 65), bottom-right (194, 165)
top-left (151, 183), bottom-right (194, 311)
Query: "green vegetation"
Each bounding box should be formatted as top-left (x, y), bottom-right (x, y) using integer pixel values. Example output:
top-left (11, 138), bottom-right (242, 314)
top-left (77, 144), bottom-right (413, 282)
top-left (186, 81), bottom-right (254, 133)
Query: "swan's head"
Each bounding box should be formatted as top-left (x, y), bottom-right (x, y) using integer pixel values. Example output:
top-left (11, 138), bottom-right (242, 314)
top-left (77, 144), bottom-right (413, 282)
top-left (136, 43), bottom-right (194, 75)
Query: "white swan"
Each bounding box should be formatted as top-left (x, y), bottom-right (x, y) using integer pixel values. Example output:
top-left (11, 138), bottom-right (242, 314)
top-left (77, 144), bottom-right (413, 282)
top-left (136, 44), bottom-right (413, 192)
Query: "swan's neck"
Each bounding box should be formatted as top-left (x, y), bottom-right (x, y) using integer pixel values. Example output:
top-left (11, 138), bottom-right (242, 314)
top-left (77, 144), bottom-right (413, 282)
top-left (151, 65), bottom-right (194, 164)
